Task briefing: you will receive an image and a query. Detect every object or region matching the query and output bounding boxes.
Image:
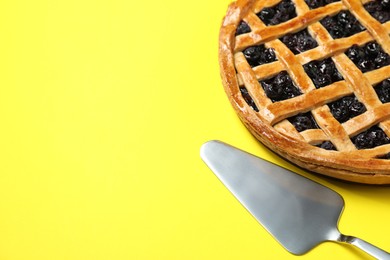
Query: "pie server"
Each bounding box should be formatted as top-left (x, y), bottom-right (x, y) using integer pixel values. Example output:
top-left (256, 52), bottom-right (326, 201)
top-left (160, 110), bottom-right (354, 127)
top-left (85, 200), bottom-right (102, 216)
top-left (200, 140), bottom-right (390, 259)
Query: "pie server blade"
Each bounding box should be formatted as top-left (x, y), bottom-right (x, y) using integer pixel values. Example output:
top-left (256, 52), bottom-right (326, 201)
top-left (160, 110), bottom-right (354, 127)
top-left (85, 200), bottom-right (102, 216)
top-left (200, 140), bottom-right (390, 259)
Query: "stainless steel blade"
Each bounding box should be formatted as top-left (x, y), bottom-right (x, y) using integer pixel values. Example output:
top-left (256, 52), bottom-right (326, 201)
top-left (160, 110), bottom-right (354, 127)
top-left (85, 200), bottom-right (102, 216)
top-left (200, 140), bottom-right (342, 254)
top-left (200, 140), bottom-right (390, 258)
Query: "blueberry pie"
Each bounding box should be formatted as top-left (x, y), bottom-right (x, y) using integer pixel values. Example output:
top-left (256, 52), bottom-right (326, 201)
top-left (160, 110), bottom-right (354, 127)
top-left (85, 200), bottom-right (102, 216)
top-left (219, 0), bottom-right (390, 184)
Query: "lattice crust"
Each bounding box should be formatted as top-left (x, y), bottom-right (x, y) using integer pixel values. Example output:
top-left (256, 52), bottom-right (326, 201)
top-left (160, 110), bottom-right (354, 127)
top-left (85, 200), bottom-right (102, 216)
top-left (219, 0), bottom-right (390, 184)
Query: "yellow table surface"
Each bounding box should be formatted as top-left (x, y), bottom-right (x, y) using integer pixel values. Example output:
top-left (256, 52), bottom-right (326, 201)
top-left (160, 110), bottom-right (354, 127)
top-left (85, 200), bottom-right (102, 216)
top-left (0, 0), bottom-right (389, 259)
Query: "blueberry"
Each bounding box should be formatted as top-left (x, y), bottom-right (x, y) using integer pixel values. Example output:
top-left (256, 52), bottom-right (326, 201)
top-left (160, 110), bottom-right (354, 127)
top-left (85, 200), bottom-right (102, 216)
top-left (352, 21), bottom-right (366, 33)
top-left (298, 37), bottom-right (316, 52)
top-left (375, 79), bottom-right (390, 103)
top-left (274, 71), bottom-right (291, 86)
top-left (257, 0), bottom-right (296, 26)
top-left (340, 96), bottom-right (355, 106)
top-left (321, 17), bottom-right (335, 28)
top-left (303, 58), bottom-right (343, 88)
top-left (365, 1), bottom-right (381, 13)
top-left (370, 129), bottom-right (388, 146)
top-left (243, 45), bottom-right (264, 67)
top-left (262, 81), bottom-right (283, 100)
top-left (346, 42), bottom-right (390, 72)
top-left (329, 95), bottom-right (366, 123)
top-left (346, 45), bottom-right (364, 62)
top-left (243, 46), bottom-right (261, 60)
top-left (281, 29), bottom-right (318, 54)
top-left (305, 0), bottom-right (338, 9)
top-left (332, 106), bottom-right (349, 122)
top-left (282, 34), bottom-right (297, 49)
top-left (319, 59), bottom-right (338, 76)
top-left (284, 83), bottom-right (302, 98)
top-left (354, 133), bottom-right (373, 149)
top-left (333, 72), bottom-right (343, 81)
top-left (383, 78), bottom-right (390, 88)
top-left (240, 87), bottom-right (259, 112)
top-left (260, 71), bottom-right (302, 102)
top-left (329, 25), bottom-right (344, 38)
top-left (321, 11), bottom-right (365, 39)
top-left (279, 1), bottom-right (295, 14)
top-left (318, 141), bottom-right (337, 150)
top-left (270, 13), bottom-right (289, 25)
top-left (350, 101), bottom-right (366, 117)
top-left (257, 7), bottom-right (275, 23)
top-left (305, 0), bottom-right (324, 9)
top-left (262, 48), bottom-right (276, 63)
top-left (236, 21), bottom-right (251, 35)
top-left (337, 11), bottom-right (350, 25)
top-left (378, 11), bottom-right (390, 23)
top-left (381, 0), bottom-right (390, 9)
top-left (304, 61), bottom-right (320, 78)
top-left (365, 42), bottom-right (380, 57)
top-left (365, 1), bottom-right (390, 23)
top-left (352, 126), bottom-right (390, 149)
top-left (289, 113), bottom-right (318, 132)
top-left (293, 116), bottom-right (313, 132)
top-left (374, 52), bottom-right (390, 68)
top-left (315, 75), bottom-right (332, 88)
top-left (357, 59), bottom-right (375, 72)
top-left (243, 45), bottom-right (277, 67)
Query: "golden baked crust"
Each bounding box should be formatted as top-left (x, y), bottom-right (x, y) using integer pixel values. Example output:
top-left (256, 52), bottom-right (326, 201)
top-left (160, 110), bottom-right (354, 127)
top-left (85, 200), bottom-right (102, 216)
top-left (219, 0), bottom-right (390, 184)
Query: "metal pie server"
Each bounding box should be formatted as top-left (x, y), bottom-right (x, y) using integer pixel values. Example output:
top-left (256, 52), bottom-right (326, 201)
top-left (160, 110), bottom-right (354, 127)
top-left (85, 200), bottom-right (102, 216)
top-left (200, 140), bottom-right (390, 259)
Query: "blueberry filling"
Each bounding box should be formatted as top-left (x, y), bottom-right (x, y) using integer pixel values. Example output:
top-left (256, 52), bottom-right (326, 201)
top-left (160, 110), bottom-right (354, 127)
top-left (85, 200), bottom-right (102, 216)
top-left (364, 0), bottom-right (390, 24)
top-left (236, 21), bottom-right (251, 36)
top-left (352, 126), bottom-right (390, 149)
top-left (257, 0), bottom-right (297, 26)
top-left (303, 58), bottom-right (343, 88)
top-left (280, 29), bottom-right (318, 54)
top-left (317, 141), bottom-right (337, 150)
top-left (260, 71), bottom-right (302, 102)
top-left (328, 95), bottom-right (366, 123)
top-left (375, 78), bottom-right (390, 103)
top-left (345, 42), bottom-right (390, 73)
top-left (288, 112), bottom-right (319, 132)
top-left (305, 0), bottom-right (340, 9)
top-left (320, 11), bottom-right (365, 39)
top-left (240, 87), bottom-right (259, 112)
top-left (378, 152), bottom-right (390, 159)
top-left (243, 45), bottom-right (277, 67)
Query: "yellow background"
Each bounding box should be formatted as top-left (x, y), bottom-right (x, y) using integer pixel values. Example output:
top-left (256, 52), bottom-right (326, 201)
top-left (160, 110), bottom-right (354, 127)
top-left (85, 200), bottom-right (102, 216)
top-left (0, 0), bottom-right (389, 259)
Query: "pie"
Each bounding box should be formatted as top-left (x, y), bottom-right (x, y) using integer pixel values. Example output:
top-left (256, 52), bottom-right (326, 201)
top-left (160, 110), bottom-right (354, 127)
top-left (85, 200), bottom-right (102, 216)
top-left (218, 0), bottom-right (390, 184)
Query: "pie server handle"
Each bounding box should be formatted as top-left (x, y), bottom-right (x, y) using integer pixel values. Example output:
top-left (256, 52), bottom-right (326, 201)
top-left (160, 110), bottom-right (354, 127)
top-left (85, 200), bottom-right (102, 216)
top-left (337, 234), bottom-right (390, 260)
